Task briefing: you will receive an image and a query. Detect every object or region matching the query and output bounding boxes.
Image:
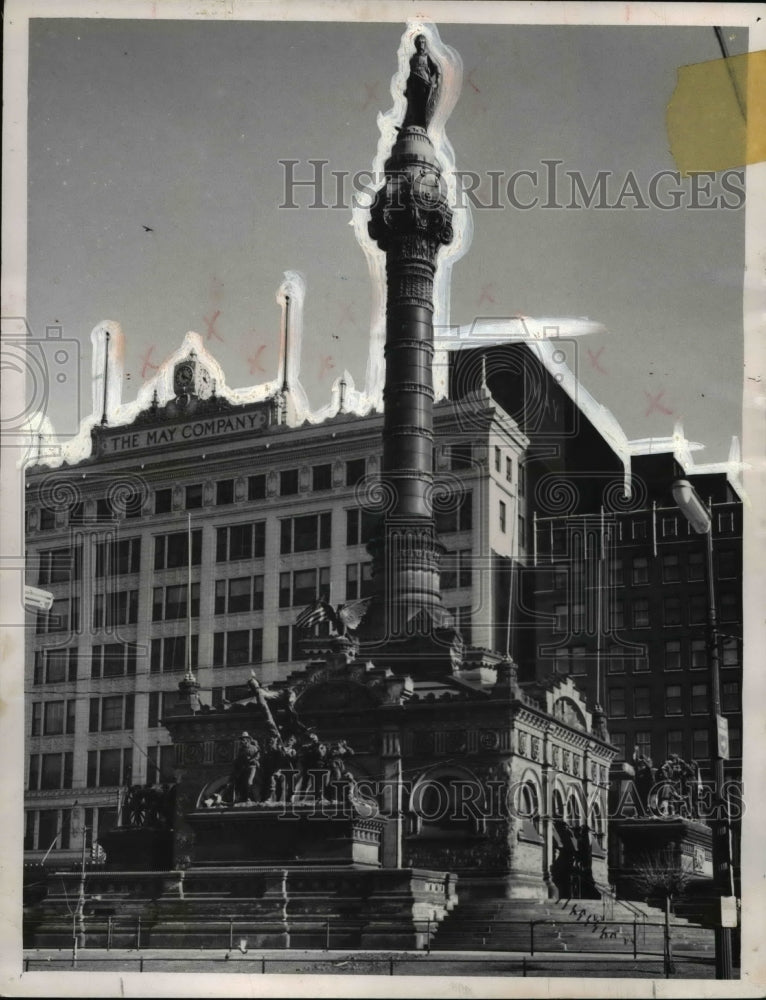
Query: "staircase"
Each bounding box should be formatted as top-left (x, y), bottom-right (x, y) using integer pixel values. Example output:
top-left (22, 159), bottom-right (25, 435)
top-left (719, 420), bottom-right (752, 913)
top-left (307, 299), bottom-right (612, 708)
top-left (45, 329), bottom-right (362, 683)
top-left (431, 896), bottom-right (714, 958)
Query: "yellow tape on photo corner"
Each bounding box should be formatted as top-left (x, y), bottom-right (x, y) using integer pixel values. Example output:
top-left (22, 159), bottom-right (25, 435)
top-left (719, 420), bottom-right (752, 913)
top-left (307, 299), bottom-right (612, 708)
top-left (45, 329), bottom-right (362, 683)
top-left (666, 49), bottom-right (766, 175)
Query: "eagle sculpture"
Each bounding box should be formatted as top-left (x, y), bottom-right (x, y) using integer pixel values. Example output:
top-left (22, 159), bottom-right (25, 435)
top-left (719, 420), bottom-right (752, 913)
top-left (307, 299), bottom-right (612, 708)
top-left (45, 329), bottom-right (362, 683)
top-left (295, 597), bottom-right (372, 637)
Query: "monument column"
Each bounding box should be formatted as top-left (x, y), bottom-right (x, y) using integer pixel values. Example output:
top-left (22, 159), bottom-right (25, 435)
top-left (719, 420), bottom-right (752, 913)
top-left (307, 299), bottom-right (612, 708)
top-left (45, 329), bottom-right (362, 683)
top-left (367, 34), bottom-right (454, 644)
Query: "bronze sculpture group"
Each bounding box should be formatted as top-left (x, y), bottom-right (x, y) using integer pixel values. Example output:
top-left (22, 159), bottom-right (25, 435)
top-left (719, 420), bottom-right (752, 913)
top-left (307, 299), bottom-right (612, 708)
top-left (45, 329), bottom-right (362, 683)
top-left (632, 747), bottom-right (702, 819)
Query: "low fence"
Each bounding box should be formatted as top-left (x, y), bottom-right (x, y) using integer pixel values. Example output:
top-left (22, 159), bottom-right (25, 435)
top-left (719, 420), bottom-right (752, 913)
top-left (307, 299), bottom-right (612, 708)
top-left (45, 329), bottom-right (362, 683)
top-left (22, 952), bottom-right (716, 979)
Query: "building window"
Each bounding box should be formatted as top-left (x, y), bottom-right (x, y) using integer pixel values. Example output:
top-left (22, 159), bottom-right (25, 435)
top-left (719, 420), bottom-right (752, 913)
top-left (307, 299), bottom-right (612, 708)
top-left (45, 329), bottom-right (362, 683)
top-left (148, 691), bottom-right (173, 729)
top-left (281, 512), bottom-right (332, 554)
top-left (553, 648), bottom-right (570, 675)
top-left (665, 684), bottom-right (683, 715)
top-left (717, 549), bottom-right (737, 579)
top-left (518, 462), bottom-right (526, 497)
top-left (494, 446), bottom-right (501, 472)
top-left (87, 748), bottom-right (132, 788)
top-left (95, 538), bottom-right (140, 577)
top-left (661, 554), bottom-right (680, 583)
top-left (151, 635), bottom-right (199, 673)
top-left (279, 567), bottom-right (330, 608)
top-left (29, 808), bottom-right (72, 853)
top-left (631, 557), bottom-right (649, 585)
top-left (722, 681), bottom-right (741, 713)
top-left (729, 726), bottom-right (742, 759)
top-left (345, 459), bottom-right (366, 487)
top-left (280, 469), bottom-right (299, 496)
top-left (91, 643), bottom-right (137, 679)
top-left (185, 484), bottom-right (203, 509)
top-left (717, 511), bottom-right (734, 533)
top-left (692, 729), bottom-right (710, 760)
top-left (277, 624), bottom-right (301, 663)
top-left (39, 507), bottom-right (56, 530)
top-left (215, 575), bottom-right (264, 614)
top-left (610, 732), bottom-right (626, 760)
top-left (632, 598), bottom-right (650, 628)
top-left (721, 638), bottom-right (740, 668)
top-left (570, 646), bottom-right (587, 676)
top-left (499, 501), bottom-right (507, 533)
top-left (147, 744), bottom-right (175, 783)
top-left (154, 488), bottom-right (172, 514)
top-left (719, 592), bottom-right (738, 623)
top-left (611, 598), bottom-right (625, 631)
top-left (346, 562), bottom-right (375, 600)
top-left (664, 640), bottom-right (682, 671)
top-left (216, 522), bottom-right (266, 562)
top-left (688, 551), bottom-right (704, 582)
top-left (553, 604), bottom-right (567, 633)
top-left (666, 730), bottom-right (684, 758)
top-left (37, 597), bottom-right (80, 635)
top-left (631, 520), bottom-right (647, 540)
top-left (248, 474), bottom-right (266, 501)
top-left (607, 645), bottom-right (624, 674)
top-left (506, 456), bottom-right (513, 482)
top-left (93, 590), bottom-right (139, 629)
top-left (38, 546), bottom-right (82, 585)
top-left (435, 491), bottom-right (472, 534)
top-left (154, 530), bottom-right (202, 570)
top-left (212, 628), bottom-right (263, 667)
top-left (635, 731), bottom-right (652, 759)
top-left (95, 498), bottom-right (114, 522)
top-left (441, 549), bottom-right (472, 590)
top-left (662, 516), bottom-right (677, 538)
top-left (28, 752), bottom-right (73, 791)
top-left (689, 594), bottom-right (707, 625)
top-left (634, 687), bottom-right (651, 717)
top-left (216, 479), bottom-right (234, 505)
top-left (35, 699), bottom-right (76, 736)
top-left (34, 648), bottom-right (78, 685)
top-left (609, 558), bottom-right (624, 586)
top-left (690, 639), bottom-right (707, 669)
top-left (608, 688), bottom-right (626, 718)
top-left (152, 583), bottom-right (200, 621)
top-left (312, 464), bottom-right (332, 491)
top-left (346, 508), bottom-right (378, 546)
top-left (663, 596), bottom-right (681, 626)
top-left (89, 694), bottom-right (134, 733)
top-left (450, 444), bottom-right (472, 470)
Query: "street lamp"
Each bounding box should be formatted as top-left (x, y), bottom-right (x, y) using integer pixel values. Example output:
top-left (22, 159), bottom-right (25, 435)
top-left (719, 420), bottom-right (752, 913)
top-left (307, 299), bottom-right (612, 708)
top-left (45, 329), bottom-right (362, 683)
top-left (671, 479), bottom-right (734, 980)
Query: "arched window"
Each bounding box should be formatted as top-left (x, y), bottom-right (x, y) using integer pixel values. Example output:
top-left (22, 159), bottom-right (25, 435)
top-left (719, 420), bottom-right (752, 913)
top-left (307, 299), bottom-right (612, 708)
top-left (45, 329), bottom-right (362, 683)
top-left (516, 779), bottom-right (543, 843)
top-left (552, 788), bottom-right (566, 820)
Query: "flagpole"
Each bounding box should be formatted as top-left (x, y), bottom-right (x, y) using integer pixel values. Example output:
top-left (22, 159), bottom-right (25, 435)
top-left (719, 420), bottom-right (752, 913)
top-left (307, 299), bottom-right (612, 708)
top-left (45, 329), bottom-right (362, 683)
top-left (186, 512), bottom-right (194, 681)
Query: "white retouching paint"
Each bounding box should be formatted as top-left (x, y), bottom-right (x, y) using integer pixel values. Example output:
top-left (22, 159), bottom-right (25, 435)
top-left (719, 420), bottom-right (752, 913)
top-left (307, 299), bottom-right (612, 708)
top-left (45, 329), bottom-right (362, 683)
top-left (351, 21), bottom-right (473, 411)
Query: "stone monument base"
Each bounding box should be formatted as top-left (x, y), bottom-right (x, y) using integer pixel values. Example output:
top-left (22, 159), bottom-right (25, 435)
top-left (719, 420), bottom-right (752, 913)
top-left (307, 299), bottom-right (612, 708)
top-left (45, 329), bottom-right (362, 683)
top-left (25, 865), bottom-right (458, 951)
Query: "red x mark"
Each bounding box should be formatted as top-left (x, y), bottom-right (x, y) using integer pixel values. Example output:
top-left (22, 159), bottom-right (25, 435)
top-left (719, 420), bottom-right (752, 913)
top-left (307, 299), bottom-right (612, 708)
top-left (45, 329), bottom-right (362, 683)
top-left (587, 346), bottom-right (607, 374)
top-left (318, 355), bottom-right (335, 379)
top-left (247, 344), bottom-right (268, 375)
top-left (644, 388), bottom-right (673, 417)
top-left (361, 82), bottom-right (380, 110)
top-left (337, 303), bottom-right (356, 326)
top-left (204, 310), bottom-right (224, 342)
top-left (478, 283), bottom-right (496, 307)
top-left (466, 69), bottom-right (481, 93)
top-left (140, 345), bottom-right (159, 380)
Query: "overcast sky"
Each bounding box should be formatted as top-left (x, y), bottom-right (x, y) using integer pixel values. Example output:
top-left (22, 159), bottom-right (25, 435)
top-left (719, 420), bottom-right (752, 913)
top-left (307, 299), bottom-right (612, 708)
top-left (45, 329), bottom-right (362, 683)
top-left (26, 15), bottom-right (750, 462)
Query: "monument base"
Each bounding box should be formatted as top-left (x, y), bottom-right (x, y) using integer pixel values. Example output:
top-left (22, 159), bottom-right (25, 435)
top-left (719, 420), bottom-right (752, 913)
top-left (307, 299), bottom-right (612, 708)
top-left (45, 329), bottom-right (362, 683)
top-left (25, 865), bottom-right (458, 951)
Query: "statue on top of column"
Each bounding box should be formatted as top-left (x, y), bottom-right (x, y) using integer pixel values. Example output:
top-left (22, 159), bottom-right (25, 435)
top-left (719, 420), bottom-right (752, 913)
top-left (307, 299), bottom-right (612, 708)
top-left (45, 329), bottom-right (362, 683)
top-left (402, 34), bottom-right (441, 130)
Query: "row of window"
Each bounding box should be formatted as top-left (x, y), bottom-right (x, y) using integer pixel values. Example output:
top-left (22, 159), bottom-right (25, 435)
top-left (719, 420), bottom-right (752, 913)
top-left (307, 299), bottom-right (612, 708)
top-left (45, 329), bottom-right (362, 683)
top-left (553, 592), bottom-right (739, 633)
top-left (26, 747), bottom-right (171, 797)
top-left (607, 680), bottom-right (741, 719)
top-left (538, 512), bottom-right (738, 556)
top-left (32, 461), bottom-right (371, 530)
top-left (610, 726), bottom-right (742, 763)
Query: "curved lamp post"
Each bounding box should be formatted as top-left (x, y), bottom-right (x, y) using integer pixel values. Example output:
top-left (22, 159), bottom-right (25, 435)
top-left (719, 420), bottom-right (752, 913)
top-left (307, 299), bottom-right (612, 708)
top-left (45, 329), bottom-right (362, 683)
top-left (671, 479), bottom-right (734, 979)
